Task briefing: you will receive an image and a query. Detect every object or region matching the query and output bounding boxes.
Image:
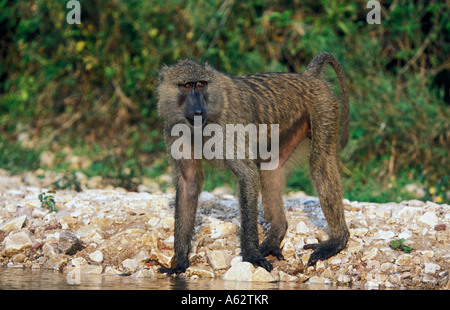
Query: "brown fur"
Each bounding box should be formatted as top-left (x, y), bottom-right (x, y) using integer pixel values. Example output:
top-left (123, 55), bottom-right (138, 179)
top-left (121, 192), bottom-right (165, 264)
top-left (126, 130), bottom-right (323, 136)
top-left (157, 52), bottom-right (350, 275)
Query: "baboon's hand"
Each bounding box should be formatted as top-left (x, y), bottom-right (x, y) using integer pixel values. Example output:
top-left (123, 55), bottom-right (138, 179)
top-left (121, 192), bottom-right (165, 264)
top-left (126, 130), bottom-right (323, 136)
top-left (304, 238), bottom-right (347, 266)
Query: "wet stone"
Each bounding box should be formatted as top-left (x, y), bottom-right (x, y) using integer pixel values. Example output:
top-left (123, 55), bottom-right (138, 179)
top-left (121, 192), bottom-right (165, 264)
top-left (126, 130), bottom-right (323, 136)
top-left (58, 231), bottom-right (82, 255)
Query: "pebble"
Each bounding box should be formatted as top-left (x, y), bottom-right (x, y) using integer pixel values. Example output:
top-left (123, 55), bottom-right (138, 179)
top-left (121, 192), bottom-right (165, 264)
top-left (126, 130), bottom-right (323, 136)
top-left (296, 221), bottom-right (309, 234)
top-left (131, 268), bottom-right (154, 279)
top-left (79, 264), bottom-right (103, 274)
top-left (0, 215), bottom-right (27, 233)
top-left (207, 250), bottom-right (229, 270)
top-left (89, 250), bottom-right (104, 263)
top-left (361, 248), bottom-right (378, 261)
top-left (187, 266), bottom-right (215, 278)
top-left (2, 231), bottom-right (32, 256)
top-left (58, 231), bottom-right (82, 255)
top-left (424, 263), bottom-right (441, 275)
top-left (223, 262), bottom-right (255, 281)
top-left (122, 258), bottom-right (140, 272)
top-left (251, 267), bottom-right (276, 282)
top-left (419, 211), bottom-right (439, 226)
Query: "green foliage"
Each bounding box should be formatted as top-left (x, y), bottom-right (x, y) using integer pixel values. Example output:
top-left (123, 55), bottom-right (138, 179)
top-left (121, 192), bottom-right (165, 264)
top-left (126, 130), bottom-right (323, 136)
top-left (0, 0), bottom-right (448, 202)
top-left (38, 190), bottom-right (57, 212)
top-left (53, 172), bottom-right (82, 192)
top-left (389, 238), bottom-right (413, 254)
top-left (0, 138), bottom-right (41, 173)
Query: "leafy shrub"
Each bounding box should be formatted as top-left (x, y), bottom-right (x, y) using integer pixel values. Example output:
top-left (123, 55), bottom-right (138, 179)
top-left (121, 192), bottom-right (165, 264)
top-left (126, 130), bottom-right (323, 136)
top-left (0, 0), bottom-right (448, 202)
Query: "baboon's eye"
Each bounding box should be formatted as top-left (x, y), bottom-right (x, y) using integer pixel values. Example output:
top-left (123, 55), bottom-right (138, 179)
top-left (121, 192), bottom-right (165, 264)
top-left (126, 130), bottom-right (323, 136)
top-left (196, 81), bottom-right (205, 88)
top-left (183, 83), bottom-right (192, 88)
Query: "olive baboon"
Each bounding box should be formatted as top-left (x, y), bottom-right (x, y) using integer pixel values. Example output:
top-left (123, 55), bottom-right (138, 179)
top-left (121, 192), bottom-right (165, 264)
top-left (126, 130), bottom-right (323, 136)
top-left (157, 52), bottom-right (350, 275)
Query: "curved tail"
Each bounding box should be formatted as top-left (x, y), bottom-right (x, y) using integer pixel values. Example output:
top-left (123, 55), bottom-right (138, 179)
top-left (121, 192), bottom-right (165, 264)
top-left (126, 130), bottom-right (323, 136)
top-left (305, 52), bottom-right (349, 149)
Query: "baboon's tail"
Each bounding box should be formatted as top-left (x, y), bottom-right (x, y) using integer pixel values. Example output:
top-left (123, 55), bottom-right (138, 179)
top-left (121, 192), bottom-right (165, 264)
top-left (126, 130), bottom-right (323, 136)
top-left (305, 52), bottom-right (349, 149)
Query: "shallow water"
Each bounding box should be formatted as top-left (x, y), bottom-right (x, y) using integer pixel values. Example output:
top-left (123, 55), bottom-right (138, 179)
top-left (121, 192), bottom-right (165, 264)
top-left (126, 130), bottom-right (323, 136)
top-left (0, 267), bottom-right (315, 290)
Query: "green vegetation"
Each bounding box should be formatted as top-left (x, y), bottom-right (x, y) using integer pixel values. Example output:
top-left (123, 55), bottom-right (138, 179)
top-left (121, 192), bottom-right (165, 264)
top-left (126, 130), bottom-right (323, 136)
top-left (38, 190), bottom-right (57, 212)
top-left (0, 0), bottom-right (448, 203)
top-left (389, 238), bottom-right (413, 254)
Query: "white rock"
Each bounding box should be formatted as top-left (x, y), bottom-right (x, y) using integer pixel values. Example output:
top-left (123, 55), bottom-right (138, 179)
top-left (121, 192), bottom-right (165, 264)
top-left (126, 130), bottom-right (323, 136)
top-left (70, 257), bottom-right (88, 267)
top-left (380, 262), bottom-right (394, 273)
top-left (418, 211), bottom-right (439, 226)
top-left (150, 250), bottom-right (173, 268)
top-left (0, 215), bottom-right (27, 233)
top-left (223, 262), bottom-right (255, 281)
top-left (395, 254), bottom-right (413, 266)
top-left (365, 280), bottom-right (380, 288)
top-left (305, 237), bottom-right (319, 245)
top-left (362, 248), bottom-right (378, 261)
top-left (328, 256), bottom-right (342, 265)
top-left (396, 207), bottom-right (421, 219)
top-left (351, 228), bottom-right (368, 237)
top-left (42, 243), bottom-right (59, 257)
top-left (279, 271), bottom-right (297, 282)
top-left (282, 241), bottom-right (295, 257)
top-left (207, 250), bottom-right (229, 270)
top-left (398, 230), bottom-right (413, 240)
top-left (89, 250), bottom-right (104, 263)
top-left (294, 239), bottom-right (305, 251)
top-left (251, 267), bottom-right (276, 282)
top-left (80, 264), bottom-right (103, 274)
top-left (104, 267), bottom-right (122, 275)
top-left (2, 231), bottom-right (32, 255)
top-left (230, 256), bottom-right (242, 266)
top-left (32, 208), bottom-right (49, 219)
top-left (296, 221), bottom-right (309, 234)
top-left (424, 262), bottom-right (441, 274)
top-left (309, 276), bottom-right (324, 284)
top-left (187, 266), bottom-right (215, 278)
top-left (315, 260), bottom-right (326, 272)
top-left (374, 230), bottom-right (395, 240)
top-left (147, 217), bottom-right (160, 227)
top-left (122, 258), bottom-right (140, 272)
top-left (337, 274), bottom-right (351, 284)
top-left (209, 219), bottom-right (236, 238)
top-left (131, 269), bottom-right (155, 279)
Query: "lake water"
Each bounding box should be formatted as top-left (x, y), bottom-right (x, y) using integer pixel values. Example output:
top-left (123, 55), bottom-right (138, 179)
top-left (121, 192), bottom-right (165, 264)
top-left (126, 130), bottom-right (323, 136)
top-left (0, 267), bottom-right (314, 290)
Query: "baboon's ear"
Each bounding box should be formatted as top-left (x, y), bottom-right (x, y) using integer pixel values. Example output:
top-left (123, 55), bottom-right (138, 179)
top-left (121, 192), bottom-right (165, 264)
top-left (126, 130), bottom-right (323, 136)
top-left (158, 64), bottom-right (169, 83)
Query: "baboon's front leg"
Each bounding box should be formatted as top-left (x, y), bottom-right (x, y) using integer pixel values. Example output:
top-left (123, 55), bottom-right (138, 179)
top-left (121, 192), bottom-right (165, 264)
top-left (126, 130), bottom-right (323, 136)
top-left (228, 159), bottom-right (273, 272)
top-left (158, 159), bottom-right (203, 276)
top-left (259, 167), bottom-right (287, 260)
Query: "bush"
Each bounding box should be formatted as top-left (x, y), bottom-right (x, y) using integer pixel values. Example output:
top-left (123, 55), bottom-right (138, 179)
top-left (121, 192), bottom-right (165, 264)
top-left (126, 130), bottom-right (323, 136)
top-left (0, 0), bottom-right (448, 202)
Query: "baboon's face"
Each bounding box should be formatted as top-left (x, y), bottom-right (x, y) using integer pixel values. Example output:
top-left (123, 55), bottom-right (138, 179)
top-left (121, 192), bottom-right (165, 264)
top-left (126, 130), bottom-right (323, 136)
top-left (178, 80), bottom-right (208, 127)
top-left (157, 59), bottom-right (218, 128)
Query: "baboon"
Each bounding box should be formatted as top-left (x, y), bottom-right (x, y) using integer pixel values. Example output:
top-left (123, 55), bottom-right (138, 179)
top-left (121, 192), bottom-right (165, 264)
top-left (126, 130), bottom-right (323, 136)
top-left (157, 52), bottom-right (350, 275)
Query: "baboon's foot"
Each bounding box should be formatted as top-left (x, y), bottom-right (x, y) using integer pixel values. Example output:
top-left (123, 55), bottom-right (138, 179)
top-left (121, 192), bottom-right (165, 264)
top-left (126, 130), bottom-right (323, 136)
top-left (157, 258), bottom-right (189, 276)
top-left (304, 238), bottom-right (347, 266)
top-left (259, 240), bottom-right (285, 261)
top-left (158, 266), bottom-right (187, 276)
top-left (243, 253), bottom-right (273, 272)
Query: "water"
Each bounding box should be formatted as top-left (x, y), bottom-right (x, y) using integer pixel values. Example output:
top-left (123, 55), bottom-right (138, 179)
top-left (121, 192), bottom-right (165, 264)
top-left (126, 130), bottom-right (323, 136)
top-left (0, 267), bottom-right (311, 290)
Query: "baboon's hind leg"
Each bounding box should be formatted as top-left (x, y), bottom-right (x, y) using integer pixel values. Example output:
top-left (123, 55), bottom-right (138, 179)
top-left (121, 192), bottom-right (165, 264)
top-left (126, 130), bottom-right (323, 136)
top-left (304, 100), bottom-right (349, 266)
top-left (259, 167), bottom-right (287, 260)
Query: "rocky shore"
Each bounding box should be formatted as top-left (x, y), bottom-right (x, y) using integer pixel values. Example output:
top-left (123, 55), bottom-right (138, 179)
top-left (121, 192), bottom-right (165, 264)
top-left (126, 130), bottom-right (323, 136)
top-left (0, 169), bottom-right (449, 289)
